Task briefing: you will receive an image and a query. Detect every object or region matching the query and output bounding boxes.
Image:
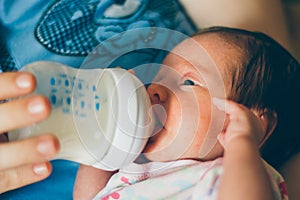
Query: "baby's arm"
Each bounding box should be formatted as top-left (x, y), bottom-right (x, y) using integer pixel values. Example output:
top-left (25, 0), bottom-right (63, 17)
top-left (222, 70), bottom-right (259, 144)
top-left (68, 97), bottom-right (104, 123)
top-left (73, 165), bottom-right (116, 200)
top-left (213, 98), bottom-right (275, 200)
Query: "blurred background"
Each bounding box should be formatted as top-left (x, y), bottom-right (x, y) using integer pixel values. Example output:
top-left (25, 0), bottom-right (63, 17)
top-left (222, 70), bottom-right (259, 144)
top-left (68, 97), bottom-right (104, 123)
top-left (284, 0), bottom-right (300, 60)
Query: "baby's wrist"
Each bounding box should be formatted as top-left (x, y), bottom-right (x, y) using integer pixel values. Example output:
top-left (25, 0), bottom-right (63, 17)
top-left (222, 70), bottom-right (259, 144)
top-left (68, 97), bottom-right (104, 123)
top-left (225, 135), bottom-right (259, 152)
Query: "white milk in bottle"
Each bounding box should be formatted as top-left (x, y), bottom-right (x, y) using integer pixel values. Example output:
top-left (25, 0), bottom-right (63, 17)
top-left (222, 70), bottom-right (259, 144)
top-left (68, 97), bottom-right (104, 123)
top-left (9, 61), bottom-right (154, 170)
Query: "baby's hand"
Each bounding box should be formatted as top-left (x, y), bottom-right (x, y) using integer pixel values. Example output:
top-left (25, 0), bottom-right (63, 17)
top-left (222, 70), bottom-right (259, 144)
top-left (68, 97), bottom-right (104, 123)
top-left (213, 98), bottom-right (264, 150)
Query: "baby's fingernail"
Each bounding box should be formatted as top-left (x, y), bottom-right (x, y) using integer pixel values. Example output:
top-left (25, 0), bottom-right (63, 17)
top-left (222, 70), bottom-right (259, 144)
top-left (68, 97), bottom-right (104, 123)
top-left (212, 97), bottom-right (226, 110)
top-left (16, 74), bottom-right (31, 89)
top-left (33, 163), bottom-right (49, 175)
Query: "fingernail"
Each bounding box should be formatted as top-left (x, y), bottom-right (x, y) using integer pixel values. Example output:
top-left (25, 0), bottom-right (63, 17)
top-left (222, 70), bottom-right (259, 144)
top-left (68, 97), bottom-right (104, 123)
top-left (37, 140), bottom-right (55, 158)
top-left (33, 163), bottom-right (48, 175)
top-left (212, 97), bottom-right (226, 110)
top-left (28, 100), bottom-right (44, 114)
top-left (16, 74), bottom-right (31, 88)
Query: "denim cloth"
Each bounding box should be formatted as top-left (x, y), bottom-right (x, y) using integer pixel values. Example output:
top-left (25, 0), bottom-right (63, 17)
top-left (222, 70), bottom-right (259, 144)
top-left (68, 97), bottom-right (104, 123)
top-left (0, 0), bottom-right (196, 199)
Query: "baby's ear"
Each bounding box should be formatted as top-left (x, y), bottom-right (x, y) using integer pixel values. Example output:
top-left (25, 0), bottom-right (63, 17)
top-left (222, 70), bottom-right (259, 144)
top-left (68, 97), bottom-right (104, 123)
top-left (258, 109), bottom-right (278, 148)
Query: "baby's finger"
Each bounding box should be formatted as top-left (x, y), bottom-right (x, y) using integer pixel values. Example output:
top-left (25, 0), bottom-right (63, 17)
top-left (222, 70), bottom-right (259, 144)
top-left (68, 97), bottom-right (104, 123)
top-left (0, 134), bottom-right (59, 170)
top-left (212, 97), bottom-right (247, 115)
top-left (0, 95), bottom-right (51, 133)
top-left (0, 162), bottom-right (52, 194)
top-left (0, 72), bottom-right (36, 100)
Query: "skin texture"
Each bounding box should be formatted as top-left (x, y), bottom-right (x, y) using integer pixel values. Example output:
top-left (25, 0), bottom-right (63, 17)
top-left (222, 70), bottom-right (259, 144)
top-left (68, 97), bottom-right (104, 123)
top-left (0, 72), bottom-right (60, 194)
top-left (74, 34), bottom-right (277, 199)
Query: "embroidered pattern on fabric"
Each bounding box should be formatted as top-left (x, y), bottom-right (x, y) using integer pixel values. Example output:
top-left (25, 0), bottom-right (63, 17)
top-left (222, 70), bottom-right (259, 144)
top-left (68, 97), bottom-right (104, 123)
top-left (35, 0), bottom-right (179, 56)
top-left (0, 40), bottom-right (17, 72)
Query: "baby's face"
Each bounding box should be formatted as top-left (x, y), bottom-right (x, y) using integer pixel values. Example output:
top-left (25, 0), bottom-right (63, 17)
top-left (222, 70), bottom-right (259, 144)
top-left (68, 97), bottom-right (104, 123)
top-left (143, 34), bottom-right (236, 162)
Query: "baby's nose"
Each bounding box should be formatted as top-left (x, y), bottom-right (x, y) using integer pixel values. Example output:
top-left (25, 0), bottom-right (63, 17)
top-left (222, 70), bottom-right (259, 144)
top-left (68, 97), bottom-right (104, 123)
top-left (147, 83), bottom-right (167, 104)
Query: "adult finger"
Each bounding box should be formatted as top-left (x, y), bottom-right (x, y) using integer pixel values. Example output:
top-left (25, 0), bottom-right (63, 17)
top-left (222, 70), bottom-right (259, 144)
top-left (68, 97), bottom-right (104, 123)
top-left (0, 72), bottom-right (36, 100)
top-left (0, 162), bottom-right (52, 194)
top-left (0, 95), bottom-right (51, 133)
top-left (0, 134), bottom-right (60, 170)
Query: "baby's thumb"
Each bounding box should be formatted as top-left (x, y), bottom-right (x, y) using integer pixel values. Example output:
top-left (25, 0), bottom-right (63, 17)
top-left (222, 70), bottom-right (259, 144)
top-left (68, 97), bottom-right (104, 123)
top-left (212, 97), bottom-right (226, 111)
top-left (212, 97), bottom-right (240, 115)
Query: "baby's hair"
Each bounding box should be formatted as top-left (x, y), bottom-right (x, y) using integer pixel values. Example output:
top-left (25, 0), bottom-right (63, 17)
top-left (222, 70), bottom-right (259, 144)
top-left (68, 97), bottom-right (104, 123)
top-left (195, 26), bottom-right (300, 169)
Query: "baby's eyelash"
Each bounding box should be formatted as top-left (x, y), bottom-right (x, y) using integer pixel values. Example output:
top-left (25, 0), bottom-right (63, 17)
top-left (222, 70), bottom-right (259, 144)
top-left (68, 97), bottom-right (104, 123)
top-left (181, 78), bottom-right (207, 88)
top-left (183, 79), bottom-right (196, 86)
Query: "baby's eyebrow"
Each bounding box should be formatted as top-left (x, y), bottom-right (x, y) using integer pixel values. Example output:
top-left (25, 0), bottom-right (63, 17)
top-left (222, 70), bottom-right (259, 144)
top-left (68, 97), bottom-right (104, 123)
top-left (185, 62), bottom-right (212, 79)
top-left (190, 61), bottom-right (226, 94)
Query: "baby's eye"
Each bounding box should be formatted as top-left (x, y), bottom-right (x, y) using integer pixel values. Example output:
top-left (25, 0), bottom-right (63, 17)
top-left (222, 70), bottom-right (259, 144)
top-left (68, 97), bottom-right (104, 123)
top-left (183, 79), bottom-right (196, 86)
top-left (181, 78), bottom-right (207, 89)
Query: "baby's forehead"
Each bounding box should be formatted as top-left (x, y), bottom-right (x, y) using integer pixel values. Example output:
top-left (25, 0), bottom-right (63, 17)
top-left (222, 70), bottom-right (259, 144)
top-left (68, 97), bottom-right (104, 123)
top-left (165, 37), bottom-right (226, 72)
top-left (160, 35), bottom-right (237, 94)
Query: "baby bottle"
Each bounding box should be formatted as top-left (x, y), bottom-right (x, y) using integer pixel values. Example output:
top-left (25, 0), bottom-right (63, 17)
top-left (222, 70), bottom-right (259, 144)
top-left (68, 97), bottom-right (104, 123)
top-left (8, 61), bottom-right (154, 171)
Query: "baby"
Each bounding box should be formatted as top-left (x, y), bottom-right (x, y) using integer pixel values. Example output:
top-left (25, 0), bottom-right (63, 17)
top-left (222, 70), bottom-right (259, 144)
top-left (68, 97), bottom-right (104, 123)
top-left (74, 27), bottom-right (300, 199)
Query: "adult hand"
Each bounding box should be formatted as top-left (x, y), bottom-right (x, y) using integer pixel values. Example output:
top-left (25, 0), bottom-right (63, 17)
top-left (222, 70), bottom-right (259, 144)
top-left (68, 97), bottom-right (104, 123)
top-left (0, 72), bottom-right (60, 194)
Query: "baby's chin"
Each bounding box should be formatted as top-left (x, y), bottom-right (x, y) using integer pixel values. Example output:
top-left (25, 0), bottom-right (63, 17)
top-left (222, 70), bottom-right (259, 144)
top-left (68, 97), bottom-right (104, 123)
top-left (141, 142), bottom-right (194, 162)
top-left (140, 149), bottom-right (189, 163)
top-left (198, 142), bottom-right (224, 161)
top-left (139, 141), bottom-right (224, 163)
top-left (140, 142), bottom-right (170, 162)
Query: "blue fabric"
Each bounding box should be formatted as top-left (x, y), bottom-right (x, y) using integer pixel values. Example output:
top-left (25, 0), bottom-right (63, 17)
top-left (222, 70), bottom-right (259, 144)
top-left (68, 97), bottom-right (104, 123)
top-left (0, 0), bottom-right (196, 199)
top-left (1, 160), bottom-right (79, 200)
